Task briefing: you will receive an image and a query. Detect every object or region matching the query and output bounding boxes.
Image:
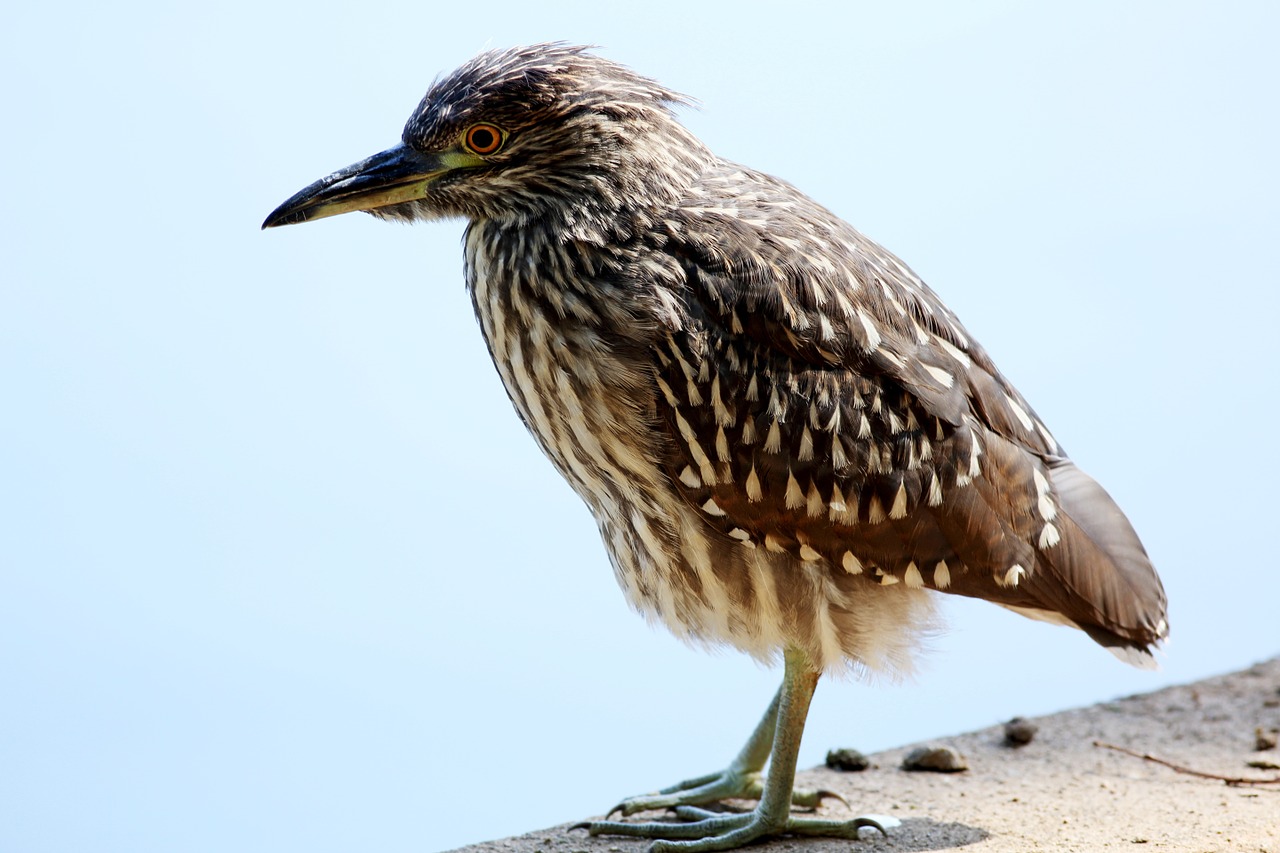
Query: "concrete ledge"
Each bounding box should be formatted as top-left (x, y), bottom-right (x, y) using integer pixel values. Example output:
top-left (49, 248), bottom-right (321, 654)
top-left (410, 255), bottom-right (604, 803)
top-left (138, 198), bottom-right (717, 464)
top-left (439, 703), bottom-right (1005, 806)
top-left (451, 656), bottom-right (1279, 853)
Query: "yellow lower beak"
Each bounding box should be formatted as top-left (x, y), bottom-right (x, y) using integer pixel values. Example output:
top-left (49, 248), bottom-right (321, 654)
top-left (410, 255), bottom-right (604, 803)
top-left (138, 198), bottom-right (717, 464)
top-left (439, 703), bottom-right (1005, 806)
top-left (262, 144), bottom-right (449, 228)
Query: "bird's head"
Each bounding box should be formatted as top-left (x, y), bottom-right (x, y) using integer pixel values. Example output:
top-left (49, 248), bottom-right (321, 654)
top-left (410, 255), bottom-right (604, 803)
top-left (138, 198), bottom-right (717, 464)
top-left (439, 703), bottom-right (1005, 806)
top-left (263, 44), bottom-right (704, 230)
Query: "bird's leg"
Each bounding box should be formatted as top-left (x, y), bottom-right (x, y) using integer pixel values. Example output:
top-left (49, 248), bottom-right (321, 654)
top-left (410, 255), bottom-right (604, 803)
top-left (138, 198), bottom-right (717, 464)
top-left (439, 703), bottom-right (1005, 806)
top-left (580, 648), bottom-right (891, 851)
top-left (604, 672), bottom-right (840, 817)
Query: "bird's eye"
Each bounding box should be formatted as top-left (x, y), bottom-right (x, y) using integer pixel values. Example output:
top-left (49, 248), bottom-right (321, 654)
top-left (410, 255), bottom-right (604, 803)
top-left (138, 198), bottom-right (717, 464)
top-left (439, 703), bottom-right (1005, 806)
top-left (464, 123), bottom-right (505, 156)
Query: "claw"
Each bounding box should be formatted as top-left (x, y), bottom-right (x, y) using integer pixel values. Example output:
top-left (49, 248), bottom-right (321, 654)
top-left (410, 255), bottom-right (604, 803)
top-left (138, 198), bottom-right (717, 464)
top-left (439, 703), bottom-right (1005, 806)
top-left (854, 814), bottom-right (901, 837)
top-left (859, 817), bottom-right (890, 838)
top-left (814, 788), bottom-right (850, 810)
top-left (788, 785), bottom-right (848, 810)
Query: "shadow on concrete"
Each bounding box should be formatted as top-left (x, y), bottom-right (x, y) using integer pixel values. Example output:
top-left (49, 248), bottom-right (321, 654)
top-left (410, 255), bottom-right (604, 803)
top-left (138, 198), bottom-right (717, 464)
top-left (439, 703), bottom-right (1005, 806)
top-left (851, 818), bottom-right (990, 851)
top-left (477, 818), bottom-right (989, 853)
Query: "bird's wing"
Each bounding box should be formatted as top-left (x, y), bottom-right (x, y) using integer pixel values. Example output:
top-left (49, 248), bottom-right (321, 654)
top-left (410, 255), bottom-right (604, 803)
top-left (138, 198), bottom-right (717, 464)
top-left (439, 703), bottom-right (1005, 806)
top-left (650, 164), bottom-right (1166, 659)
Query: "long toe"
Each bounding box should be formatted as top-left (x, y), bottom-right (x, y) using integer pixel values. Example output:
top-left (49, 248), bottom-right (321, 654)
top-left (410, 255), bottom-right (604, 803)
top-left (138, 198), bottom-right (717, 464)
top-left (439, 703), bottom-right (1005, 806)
top-left (581, 803), bottom-right (895, 852)
top-left (584, 811), bottom-right (755, 841)
top-left (783, 813), bottom-right (900, 839)
top-left (611, 770), bottom-right (763, 816)
top-left (611, 772), bottom-right (841, 817)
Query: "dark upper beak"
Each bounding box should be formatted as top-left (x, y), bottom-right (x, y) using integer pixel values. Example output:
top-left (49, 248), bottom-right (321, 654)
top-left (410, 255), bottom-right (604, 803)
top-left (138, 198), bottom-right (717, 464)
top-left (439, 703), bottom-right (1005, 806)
top-left (262, 144), bottom-right (449, 229)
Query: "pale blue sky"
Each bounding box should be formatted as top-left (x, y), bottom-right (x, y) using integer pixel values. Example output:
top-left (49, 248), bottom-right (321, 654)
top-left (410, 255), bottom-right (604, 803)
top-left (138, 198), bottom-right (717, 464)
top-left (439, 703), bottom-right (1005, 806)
top-left (3, 2), bottom-right (1278, 852)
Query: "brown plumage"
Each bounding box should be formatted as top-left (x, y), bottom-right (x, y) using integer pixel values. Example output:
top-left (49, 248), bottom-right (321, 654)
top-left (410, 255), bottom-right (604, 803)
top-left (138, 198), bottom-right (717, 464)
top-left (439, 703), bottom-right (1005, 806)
top-left (264, 43), bottom-right (1167, 849)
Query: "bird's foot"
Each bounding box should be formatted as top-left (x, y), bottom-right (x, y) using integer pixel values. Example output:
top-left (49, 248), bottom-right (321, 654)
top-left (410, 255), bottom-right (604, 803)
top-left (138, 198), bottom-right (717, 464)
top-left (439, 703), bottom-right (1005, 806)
top-left (606, 769), bottom-right (843, 818)
top-left (577, 805), bottom-right (895, 852)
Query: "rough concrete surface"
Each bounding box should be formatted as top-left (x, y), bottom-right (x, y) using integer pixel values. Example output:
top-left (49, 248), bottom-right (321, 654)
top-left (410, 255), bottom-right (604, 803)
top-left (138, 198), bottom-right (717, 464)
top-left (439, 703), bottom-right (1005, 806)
top-left (450, 657), bottom-right (1280, 853)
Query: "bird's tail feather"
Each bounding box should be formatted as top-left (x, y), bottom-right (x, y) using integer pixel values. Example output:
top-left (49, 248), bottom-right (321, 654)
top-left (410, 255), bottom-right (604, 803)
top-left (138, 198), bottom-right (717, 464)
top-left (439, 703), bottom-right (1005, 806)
top-left (1024, 458), bottom-right (1168, 667)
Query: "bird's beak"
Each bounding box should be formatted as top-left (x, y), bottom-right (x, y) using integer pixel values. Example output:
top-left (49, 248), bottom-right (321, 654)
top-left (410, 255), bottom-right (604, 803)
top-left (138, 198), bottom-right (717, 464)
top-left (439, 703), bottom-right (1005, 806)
top-left (262, 144), bottom-right (453, 228)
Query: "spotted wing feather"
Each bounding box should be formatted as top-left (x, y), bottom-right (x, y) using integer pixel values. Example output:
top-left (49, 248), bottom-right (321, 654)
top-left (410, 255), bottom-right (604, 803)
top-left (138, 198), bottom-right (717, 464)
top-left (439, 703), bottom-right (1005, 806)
top-left (654, 163), bottom-right (1167, 662)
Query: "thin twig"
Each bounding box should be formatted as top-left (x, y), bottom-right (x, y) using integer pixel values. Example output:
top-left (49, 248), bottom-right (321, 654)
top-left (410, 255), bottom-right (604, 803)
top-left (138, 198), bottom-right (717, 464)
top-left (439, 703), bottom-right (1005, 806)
top-left (1093, 740), bottom-right (1280, 786)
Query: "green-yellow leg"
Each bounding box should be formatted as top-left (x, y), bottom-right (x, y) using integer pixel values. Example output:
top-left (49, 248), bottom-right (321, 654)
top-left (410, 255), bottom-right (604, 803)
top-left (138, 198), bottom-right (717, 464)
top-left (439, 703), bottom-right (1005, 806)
top-left (604, 683), bottom-right (838, 817)
top-left (581, 648), bottom-right (891, 851)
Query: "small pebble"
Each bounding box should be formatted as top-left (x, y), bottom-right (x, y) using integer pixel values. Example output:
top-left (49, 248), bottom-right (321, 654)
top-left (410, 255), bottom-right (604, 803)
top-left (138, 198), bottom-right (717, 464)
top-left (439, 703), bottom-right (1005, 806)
top-left (902, 744), bottom-right (968, 773)
top-left (1256, 727), bottom-right (1279, 751)
top-left (825, 747), bottom-right (870, 772)
top-left (1004, 717), bottom-right (1038, 747)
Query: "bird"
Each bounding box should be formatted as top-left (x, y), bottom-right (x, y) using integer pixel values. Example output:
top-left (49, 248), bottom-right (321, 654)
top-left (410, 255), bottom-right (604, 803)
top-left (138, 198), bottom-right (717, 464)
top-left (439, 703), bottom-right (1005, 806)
top-left (263, 43), bottom-right (1168, 851)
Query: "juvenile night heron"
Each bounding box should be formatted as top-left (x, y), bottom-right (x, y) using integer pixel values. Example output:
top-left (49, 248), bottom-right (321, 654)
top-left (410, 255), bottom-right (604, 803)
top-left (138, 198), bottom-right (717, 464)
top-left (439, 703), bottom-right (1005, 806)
top-left (264, 44), bottom-right (1167, 850)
